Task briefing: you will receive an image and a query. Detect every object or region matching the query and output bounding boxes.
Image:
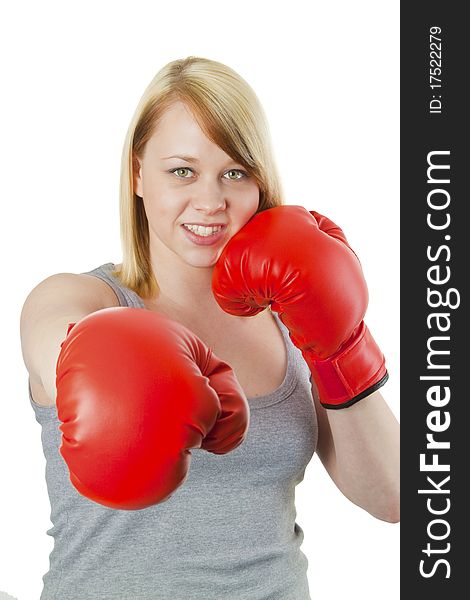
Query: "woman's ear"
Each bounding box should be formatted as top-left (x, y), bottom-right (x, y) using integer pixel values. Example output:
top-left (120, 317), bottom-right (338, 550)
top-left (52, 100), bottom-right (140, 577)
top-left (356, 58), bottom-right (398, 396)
top-left (132, 155), bottom-right (143, 198)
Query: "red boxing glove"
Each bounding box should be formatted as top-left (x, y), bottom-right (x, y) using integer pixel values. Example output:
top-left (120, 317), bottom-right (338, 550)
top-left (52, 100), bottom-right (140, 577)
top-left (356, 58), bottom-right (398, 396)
top-left (212, 205), bottom-right (388, 409)
top-left (56, 307), bottom-right (249, 510)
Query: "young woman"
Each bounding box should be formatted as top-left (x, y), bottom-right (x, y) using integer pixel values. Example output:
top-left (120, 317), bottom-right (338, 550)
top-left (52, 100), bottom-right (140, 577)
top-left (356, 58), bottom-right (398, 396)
top-left (20, 56), bottom-right (399, 600)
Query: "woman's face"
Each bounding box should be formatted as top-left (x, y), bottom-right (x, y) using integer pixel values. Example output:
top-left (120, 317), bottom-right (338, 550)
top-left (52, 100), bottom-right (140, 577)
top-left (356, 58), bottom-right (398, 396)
top-left (134, 101), bottom-right (260, 268)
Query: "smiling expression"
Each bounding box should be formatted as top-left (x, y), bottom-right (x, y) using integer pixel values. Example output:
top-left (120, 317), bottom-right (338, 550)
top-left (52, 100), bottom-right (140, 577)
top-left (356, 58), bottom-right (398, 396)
top-left (133, 101), bottom-right (260, 268)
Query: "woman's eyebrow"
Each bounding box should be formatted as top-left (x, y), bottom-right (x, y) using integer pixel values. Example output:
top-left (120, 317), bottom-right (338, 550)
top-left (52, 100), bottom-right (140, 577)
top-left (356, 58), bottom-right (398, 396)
top-left (161, 155), bottom-right (199, 163)
top-left (161, 155), bottom-right (245, 169)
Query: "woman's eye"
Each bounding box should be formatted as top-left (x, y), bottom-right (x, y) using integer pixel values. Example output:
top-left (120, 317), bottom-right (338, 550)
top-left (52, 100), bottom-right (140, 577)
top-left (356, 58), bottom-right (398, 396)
top-left (170, 167), bottom-right (193, 178)
top-left (224, 169), bottom-right (246, 180)
top-left (169, 167), bottom-right (247, 180)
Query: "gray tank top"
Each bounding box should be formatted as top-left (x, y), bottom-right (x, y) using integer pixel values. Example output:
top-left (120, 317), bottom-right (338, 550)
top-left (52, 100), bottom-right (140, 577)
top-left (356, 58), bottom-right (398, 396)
top-left (29, 262), bottom-right (318, 600)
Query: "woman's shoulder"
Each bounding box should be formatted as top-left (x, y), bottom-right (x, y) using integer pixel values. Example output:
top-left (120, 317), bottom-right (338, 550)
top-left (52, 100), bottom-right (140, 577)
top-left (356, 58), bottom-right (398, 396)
top-left (21, 265), bottom-right (121, 408)
top-left (26, 265), bottom-right (121, 314)
top-left (79, 266), bottom-right (122, 309)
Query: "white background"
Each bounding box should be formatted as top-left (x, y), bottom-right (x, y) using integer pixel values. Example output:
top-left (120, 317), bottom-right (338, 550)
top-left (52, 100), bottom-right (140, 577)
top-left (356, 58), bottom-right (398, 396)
top-left (0, 1), bottom-right (400, 598)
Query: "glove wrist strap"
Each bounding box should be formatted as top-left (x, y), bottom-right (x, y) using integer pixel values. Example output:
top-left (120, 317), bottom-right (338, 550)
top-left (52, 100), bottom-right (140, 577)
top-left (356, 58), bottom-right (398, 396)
top-left (305, 322), bottom-right (388, 409)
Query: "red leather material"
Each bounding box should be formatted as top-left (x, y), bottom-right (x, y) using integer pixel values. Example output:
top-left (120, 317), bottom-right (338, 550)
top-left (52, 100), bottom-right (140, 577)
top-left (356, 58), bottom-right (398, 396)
top-left (308, 322), bottom-right (387, 408)
top-left (212, 205), bottom-right (387, 408)
top-left (56, 307), bottom-right (249, 510)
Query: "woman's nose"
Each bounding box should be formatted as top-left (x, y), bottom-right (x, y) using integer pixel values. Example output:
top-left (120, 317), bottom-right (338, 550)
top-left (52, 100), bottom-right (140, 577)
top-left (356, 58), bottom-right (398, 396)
top-left (190, 179), bottom-right (227, 212)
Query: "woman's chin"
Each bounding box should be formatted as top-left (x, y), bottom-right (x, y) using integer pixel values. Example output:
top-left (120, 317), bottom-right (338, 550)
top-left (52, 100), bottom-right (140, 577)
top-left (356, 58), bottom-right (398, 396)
top-left (178, 250), bottom-right (222, 269)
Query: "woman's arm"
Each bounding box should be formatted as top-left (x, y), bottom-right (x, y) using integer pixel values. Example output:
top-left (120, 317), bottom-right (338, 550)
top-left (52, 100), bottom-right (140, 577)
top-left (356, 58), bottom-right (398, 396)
top-left (210, 204), bottom-right (399, 521)
top-left (312, 382), bottom-right (400, 523)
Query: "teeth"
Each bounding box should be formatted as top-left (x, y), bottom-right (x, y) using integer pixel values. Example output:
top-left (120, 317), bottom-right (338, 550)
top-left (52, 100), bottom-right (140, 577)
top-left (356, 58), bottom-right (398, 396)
top-left (183, 224), bottom-right (223, 237)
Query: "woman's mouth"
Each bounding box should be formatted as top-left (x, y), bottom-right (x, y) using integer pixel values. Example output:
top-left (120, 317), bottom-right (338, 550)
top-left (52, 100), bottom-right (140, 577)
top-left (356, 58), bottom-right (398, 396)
top-left (181, 223), bottom-right (228, 246)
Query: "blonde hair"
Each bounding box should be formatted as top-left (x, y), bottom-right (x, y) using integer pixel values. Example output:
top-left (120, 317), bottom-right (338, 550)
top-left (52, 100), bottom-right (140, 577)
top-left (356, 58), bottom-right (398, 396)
top-left (111, 56), bottom-right (285, 299)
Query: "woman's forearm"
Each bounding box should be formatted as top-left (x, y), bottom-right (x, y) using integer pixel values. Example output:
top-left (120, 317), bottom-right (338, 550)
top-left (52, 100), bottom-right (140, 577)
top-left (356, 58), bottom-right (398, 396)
top-left (324, 389), bottom-right (400, 522)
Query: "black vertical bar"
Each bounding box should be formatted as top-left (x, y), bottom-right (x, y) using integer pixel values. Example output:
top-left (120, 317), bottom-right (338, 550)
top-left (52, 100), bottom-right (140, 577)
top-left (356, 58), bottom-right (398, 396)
top-left (401, 2), bottom-right (467, 596)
